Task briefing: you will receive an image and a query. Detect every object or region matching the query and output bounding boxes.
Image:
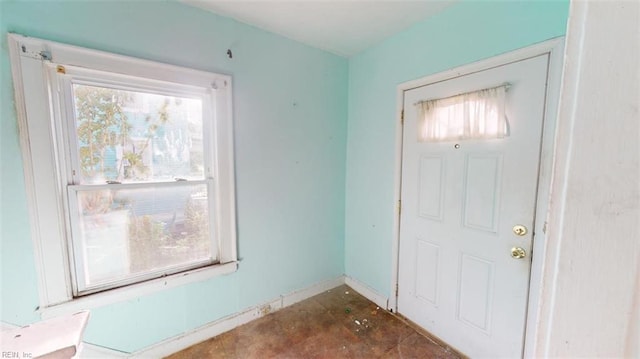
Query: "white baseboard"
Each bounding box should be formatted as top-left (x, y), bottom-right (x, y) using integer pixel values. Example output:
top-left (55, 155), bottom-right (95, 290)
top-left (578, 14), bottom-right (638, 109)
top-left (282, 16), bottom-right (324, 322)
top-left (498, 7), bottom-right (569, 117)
top-left (132, 297), bottom-right (281, 358)
top-left (2, 276), bottom-right (345, 358)
top-left (81, 343), bottom-right (128, 358)
top-left (344, 276), bottom-right (390, 310)
top-left (281, 276), bottom-right (346, 308)
top-left (3, 275), bottom-right (391, 358)
top-left (131, 275), bottom-right (345, 358)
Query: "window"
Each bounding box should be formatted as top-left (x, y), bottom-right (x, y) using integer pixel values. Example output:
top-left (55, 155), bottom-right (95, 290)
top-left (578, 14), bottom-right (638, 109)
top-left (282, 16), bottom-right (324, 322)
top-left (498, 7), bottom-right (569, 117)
top-left (64, 74), bottom-right (216, 295)
top-left (8, 34), bottom-right (237, 312)
top-left (415, 85), bottom-right (509, 142)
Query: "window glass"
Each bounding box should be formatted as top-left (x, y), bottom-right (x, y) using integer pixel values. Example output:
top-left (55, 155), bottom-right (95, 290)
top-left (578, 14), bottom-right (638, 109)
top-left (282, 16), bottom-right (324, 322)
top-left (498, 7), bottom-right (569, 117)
top-left (73, 183), bottom-right (212, 290)
top-left (70, 83), bottom-right (215, 294)
top-left (72, 84), bottom-right (204, 184)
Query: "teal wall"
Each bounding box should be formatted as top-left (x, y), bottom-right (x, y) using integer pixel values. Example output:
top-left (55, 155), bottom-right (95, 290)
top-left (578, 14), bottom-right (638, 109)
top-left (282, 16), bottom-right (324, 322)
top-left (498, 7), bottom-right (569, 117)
top-left (345, 1), bottom-right (569, 297)
top-left (0, 1), bottom-right (347, 352)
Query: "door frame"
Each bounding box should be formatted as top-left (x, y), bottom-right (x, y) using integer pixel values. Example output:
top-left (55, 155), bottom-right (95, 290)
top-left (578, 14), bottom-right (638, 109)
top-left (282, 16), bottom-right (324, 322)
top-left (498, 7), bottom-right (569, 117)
top-left (390, 37), bottom-right (565, 357)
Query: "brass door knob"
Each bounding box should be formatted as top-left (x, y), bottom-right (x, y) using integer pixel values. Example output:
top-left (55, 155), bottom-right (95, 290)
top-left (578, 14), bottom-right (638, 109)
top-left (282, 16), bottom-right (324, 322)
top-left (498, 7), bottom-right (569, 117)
top-left (513, 225), bottom-right (528, 236)
top-left (511, 247), bottom-right (526, 259)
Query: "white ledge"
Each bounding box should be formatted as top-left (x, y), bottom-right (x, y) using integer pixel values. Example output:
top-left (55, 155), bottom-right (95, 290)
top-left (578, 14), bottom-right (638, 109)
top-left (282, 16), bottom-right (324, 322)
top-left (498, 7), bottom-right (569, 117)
top-left (39, 262), bottom-right (238, 319)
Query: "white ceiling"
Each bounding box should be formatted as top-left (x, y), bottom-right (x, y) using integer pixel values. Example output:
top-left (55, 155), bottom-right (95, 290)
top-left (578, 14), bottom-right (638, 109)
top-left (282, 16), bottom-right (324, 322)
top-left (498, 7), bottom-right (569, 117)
top-left (182, 1), bottom-right (456, 57)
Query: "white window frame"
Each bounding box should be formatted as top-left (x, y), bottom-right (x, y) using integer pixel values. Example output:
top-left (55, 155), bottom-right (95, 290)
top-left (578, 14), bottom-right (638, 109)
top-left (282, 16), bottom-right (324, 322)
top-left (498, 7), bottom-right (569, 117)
top-left (8, 34), bottom-right (238, 318)
top-left (55, 65), bottom-right (220, 296)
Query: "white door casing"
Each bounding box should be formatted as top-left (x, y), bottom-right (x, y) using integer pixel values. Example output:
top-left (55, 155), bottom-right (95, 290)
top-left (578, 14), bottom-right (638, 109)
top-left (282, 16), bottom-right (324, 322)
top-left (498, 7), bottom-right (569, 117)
top-left (397, 54), bottom-right (551, 358)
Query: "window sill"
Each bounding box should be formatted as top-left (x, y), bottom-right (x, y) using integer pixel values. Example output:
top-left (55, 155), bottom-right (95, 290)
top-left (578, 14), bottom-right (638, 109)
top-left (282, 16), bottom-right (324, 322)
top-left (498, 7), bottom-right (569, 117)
top-left (39, 261), bottom-right (238, 319)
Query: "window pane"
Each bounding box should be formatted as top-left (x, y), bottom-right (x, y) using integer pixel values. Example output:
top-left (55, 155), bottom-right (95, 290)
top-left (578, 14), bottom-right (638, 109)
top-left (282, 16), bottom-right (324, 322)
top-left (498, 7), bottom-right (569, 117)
top-left (73, 184), bottom-right (213, 289)
top-left (72, 84), bottom-right (204, 184)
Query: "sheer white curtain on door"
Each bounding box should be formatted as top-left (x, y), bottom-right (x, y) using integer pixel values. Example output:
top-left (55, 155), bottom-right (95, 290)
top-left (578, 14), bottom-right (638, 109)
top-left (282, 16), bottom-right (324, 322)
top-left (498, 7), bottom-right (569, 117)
top-left (415, 85), bottom-right (509, 142)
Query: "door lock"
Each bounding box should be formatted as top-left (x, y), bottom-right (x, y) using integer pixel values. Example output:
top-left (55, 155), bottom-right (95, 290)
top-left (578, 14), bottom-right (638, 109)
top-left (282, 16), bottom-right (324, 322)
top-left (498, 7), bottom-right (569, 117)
top-left (511, 247), bottom-right (526, 259)
top-left (512, 224), bottom-right (528, 236)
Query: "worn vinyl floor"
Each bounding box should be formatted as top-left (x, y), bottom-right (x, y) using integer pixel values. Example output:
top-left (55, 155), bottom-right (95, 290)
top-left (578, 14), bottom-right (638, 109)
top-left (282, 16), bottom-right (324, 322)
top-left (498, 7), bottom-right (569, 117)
top-left (166, 285), bottom-right (462, 359)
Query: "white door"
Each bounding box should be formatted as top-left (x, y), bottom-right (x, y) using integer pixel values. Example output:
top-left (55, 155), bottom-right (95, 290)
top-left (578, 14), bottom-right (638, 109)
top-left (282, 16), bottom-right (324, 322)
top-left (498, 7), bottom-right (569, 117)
top-left (397, 54), bottom-right (550, 358)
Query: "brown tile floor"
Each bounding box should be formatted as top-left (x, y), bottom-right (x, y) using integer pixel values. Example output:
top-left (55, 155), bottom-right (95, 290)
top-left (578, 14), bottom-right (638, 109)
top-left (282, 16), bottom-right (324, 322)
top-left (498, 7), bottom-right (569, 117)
top-left (166, 285), bottom-right (462, 359)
